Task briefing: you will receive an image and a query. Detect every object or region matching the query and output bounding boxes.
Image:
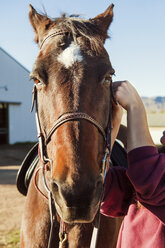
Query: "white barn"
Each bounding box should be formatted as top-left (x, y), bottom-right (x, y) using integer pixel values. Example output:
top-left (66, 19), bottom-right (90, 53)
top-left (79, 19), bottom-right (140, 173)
top-left (0, 47), bottom-right (37, 144)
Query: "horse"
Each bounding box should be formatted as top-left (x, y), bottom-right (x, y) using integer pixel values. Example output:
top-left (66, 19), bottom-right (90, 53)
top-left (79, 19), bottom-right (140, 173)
top-left (20, 4), bottom-right (123, 247)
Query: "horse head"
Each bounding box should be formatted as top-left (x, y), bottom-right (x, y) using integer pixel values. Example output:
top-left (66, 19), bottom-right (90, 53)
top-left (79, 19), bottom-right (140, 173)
top-left (29, 4), bottom-right (115, 224)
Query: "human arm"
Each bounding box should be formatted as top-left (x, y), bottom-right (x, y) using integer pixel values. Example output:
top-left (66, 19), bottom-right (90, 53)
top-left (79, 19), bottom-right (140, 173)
top-left (127, 146), bottom-right (165, 223)
top-left (100, 167), bottom-right (134, 217)
top-left (113, 81), bottom-right (165, 223)
top-left (102, 81), bottom-right (165, 220)
top-left (113, 81), bottom-right (154, 152)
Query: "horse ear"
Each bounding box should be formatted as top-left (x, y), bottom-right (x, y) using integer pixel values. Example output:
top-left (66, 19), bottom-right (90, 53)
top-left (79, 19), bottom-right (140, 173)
top-left (92, 4), bottom-right (114, 40)
top-left (28, 4), bottom-right (49, 43)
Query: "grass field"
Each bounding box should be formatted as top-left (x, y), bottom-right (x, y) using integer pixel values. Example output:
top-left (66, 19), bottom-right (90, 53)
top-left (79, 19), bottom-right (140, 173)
top-left (0, 230), bottom-right (20, 248)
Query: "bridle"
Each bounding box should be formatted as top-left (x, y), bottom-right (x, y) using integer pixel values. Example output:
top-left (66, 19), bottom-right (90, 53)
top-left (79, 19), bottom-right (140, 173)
top-left (31, 30), bottom-right (116, 248)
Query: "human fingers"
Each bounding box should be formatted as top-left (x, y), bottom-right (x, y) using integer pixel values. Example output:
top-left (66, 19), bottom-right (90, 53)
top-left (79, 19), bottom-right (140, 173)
top-left (113, 80), bottom-right (143, 111)
top-left (112, 81), bottom-right (127, 94)
top-left (112, 81), bottom-right (130, 109)
top-left (113, 80), bottom-right (131, 109)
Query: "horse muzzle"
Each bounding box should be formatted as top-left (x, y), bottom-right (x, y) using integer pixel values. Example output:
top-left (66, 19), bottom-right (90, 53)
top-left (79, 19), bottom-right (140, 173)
top-left (55, 201), bottom-right (100, 223)
top-left (51, 176), bottom-right (104, 223)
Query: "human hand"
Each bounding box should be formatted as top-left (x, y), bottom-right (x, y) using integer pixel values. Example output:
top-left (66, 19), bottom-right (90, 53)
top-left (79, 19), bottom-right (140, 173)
top-left (112, 81), bottom-right (144, 111)
top-left (160, 131), bottom-right (165, 146)
top-left (112, 81), bottom-right (154, 151)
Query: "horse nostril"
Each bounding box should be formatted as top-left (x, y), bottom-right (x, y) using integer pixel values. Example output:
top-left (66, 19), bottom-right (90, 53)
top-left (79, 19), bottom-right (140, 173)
top-left (50, 177), bottom-right (104, 208)
top-left (51, 180), bottom-right (59, 193)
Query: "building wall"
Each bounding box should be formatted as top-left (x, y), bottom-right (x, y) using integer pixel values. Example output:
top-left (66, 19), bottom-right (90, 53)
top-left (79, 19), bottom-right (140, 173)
top-left (0, 48), bottom-right (37, 144)
top-left (9, 104), bottom-right (36, 144)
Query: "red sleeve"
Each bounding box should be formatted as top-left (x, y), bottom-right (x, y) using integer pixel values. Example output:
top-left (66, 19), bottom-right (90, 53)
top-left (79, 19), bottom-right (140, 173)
top-left (127, 146), bottom-right (165, 223)
top-left (100, 166), bottom-right (133, 217)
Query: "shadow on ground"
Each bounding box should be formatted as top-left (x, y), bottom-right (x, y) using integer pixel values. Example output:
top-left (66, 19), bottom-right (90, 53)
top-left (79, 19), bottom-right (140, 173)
top-left (0, 143), bottom-right (35, 185)
top-left (0, 167), bottom-right (19, 185)
top-left (0, 143), bottom-right (35, 166)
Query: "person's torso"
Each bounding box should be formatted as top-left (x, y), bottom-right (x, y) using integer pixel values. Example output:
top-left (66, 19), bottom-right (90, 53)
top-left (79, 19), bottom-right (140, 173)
top-left (117, 203), bottom-right (165, 248)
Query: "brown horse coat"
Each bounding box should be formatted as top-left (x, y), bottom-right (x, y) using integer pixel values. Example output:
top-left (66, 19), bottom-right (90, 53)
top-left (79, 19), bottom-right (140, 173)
top-left (21, 4), bottom-right (123, 248)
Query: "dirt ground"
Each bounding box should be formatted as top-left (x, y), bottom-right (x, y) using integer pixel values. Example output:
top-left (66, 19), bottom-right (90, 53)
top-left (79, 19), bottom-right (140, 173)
top-left (0, 144), bottom-right (35, 244)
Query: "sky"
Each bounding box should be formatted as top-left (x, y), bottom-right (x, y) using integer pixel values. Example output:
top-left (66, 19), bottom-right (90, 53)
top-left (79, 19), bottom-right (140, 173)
top-left (0, 0), bottom-right (165, 97)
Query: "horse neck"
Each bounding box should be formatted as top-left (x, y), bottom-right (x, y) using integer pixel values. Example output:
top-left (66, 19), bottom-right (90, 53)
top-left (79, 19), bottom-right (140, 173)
top-left (63, 223), bottom-right (93, 247)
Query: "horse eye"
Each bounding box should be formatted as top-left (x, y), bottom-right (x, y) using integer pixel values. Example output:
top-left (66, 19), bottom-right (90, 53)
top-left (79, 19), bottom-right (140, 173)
top-left (31, 77), bottom-right (43, 86)
top-left (34, 78), bottom-right (40, 84)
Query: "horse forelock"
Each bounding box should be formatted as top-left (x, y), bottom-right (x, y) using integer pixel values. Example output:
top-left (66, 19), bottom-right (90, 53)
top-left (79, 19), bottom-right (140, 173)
top-left (41, 14), bottom-right (107, 56)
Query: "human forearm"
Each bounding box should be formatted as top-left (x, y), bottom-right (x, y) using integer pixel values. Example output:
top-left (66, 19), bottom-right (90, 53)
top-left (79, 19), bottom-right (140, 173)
top-left (113, 81), bottom-right (155, 152)
top-left (127, 103), bottom-right (154, 152)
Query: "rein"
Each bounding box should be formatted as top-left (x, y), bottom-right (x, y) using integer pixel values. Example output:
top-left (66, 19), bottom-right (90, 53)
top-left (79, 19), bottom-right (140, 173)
top-left (31, 30), bottom-right (116, 248)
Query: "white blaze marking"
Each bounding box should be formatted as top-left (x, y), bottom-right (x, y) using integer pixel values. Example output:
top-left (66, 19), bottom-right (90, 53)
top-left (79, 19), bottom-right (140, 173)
top-left (57, 42), bottom-right (83, 68)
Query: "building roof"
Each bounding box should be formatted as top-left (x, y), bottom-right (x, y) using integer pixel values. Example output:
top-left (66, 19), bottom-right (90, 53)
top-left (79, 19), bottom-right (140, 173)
top-left (0, 46), bottom-right (31, 104)
top-left (0, 47), bottom-right (29, 73)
